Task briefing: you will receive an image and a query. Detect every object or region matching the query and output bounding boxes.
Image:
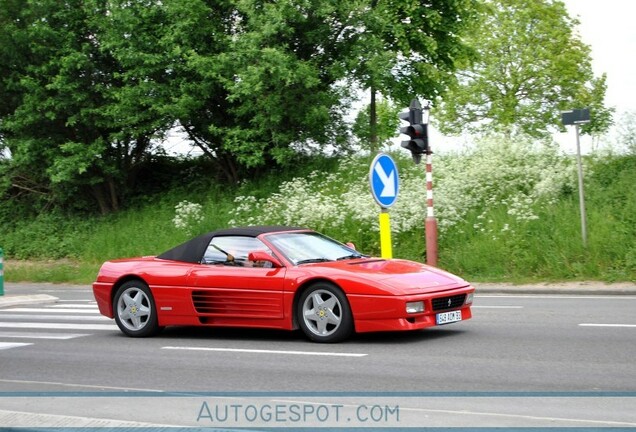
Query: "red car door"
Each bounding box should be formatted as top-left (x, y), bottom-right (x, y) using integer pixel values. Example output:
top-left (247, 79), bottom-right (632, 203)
top-left (187, 264), bottom-right (287, 319)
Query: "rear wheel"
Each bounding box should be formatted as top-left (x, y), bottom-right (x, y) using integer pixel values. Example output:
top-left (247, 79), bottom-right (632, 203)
top-left (113, 280), bottom-right (161, 337)
top-left (298, 282), bottom-right (353, 343)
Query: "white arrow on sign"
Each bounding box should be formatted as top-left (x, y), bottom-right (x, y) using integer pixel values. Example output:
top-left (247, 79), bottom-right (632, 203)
top-left (374, 163), bottom-right (396, 198)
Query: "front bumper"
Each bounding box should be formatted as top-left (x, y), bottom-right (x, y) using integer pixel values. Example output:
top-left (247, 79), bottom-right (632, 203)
top-left (348, 286), bottom-right (474, 333)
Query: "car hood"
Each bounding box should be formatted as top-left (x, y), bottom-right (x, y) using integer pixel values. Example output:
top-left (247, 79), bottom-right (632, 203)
top-left (307, 258), bottom-right (470, 294)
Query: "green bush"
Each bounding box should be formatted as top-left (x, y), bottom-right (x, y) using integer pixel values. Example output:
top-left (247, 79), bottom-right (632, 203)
top-left (1, 137), bottom-right (634, 283)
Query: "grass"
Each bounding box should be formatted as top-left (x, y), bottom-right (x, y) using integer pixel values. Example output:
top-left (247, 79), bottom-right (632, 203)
top-left (4, 259), bottom-right (100, 284)
top-left (1, 153), bottom-right (634, 285)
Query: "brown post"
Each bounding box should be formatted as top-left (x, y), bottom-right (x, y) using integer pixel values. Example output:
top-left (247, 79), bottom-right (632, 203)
top-left (425, 153), bottom-right (438, 266)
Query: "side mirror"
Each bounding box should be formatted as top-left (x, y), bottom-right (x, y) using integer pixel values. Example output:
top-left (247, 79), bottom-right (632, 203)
top-left (346, 242), bottom-right (356, 251)
top-left (247, 250), bottom-right (283, 268)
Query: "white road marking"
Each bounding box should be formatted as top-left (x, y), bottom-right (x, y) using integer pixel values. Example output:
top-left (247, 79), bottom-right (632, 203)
top-left (472, 306), bottom-right (524, 309)
top-left (0, 342), bottom-right (33, 350)
top-left (0, 322), bottom-right (118, 331)
top-left (0, 378), bottom-right (164, 392)
top-left (0, 314), bottom-right (109, 321)
top-left (272, 399), bottom-right (636, 427)
top-left (478, 294), bottom-right (636, 300)
top-left (1, 308), bottom-right (100, 314)
top-left (394, 405), bottom-right (636, 427)
top-left (37, 289), bottom-right (90, 293)
top-left (48, 304), bottom-right (98, 308)
top-left (0, 331), bottom-right (89, 340)
top-left (162, 346), bottom-right (368, 357)
top-left (579, 323), bottom-right (636, 328)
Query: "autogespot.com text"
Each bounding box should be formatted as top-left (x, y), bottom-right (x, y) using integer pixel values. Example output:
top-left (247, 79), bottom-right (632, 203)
top-left (197, 400), bottom-right (400, 427)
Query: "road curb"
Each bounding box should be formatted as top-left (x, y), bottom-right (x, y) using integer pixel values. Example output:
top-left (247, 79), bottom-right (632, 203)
top-left (474, 282), bottom-right (636, 296)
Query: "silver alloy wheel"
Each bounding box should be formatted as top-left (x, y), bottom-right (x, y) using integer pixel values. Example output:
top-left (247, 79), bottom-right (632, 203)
top-left (301, 289), bottom-right (343, 337)
top-left (116, 286), bottom-right (152, 332)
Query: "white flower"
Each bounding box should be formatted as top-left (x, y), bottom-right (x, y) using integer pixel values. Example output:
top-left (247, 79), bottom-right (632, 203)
top-left (228, 133), bottom-right (576, 243)
top-left (173, 200), bottom-right (204, 235)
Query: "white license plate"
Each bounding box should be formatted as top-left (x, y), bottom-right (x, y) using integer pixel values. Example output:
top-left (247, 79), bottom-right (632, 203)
top-left (436, 310), bottom-right (462, 325)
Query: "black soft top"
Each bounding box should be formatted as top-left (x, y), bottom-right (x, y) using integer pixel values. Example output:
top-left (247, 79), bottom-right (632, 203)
top-left (156, 225), bottom-right (306, 263)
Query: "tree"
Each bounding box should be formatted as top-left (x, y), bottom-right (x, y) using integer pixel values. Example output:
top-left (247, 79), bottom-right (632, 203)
top-left (158, 0), bottom-right (358, 183)
top-left (0, 0), bottom-right (483, 213)
top-left (352, 98), bottom-right (401, 150)
top-left (349, 0), bottom-right (479, 152)
top-left (0, 0), bottom-right (169, 214)
top-left (616, 111), bottom-right (636, 155)
top-left (436, 0), bottom-right (613, 138)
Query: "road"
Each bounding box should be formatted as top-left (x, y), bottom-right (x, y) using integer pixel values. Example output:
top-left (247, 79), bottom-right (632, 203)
top-left (0, 283), bottom-right (634, 428)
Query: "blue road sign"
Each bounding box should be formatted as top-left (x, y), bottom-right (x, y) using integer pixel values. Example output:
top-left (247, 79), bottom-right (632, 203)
top-left (369, 153), bottom-right (399, 208)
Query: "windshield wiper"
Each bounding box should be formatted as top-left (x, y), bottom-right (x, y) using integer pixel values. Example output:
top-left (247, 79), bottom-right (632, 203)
top-left (296, 258), bottom-right (333, 265)
top-left (337, 254), bottom-right (364, 261)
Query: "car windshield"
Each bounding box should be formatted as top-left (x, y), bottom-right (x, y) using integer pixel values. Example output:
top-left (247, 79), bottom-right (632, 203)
top-left (266, 231), bottom-right (363, 265)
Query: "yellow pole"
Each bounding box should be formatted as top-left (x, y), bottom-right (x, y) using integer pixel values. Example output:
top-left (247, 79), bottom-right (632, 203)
top-left (379, 209), bottom-right (392, 259)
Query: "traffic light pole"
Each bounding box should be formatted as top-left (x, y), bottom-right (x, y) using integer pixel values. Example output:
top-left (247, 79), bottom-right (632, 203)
top-left (425, 152), bottom-right (438, 267)
top-left (399, 98), bottom-right (437, 266)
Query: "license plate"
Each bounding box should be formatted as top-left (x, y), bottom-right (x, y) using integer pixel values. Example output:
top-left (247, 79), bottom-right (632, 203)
top-left (436, 310), bottom-right (462, 325)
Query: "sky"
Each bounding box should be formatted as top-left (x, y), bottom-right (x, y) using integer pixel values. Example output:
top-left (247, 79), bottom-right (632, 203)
top-left (556, 0), bottom-right (636, 153)
top-left (564, 0), bottom-right (636, 113)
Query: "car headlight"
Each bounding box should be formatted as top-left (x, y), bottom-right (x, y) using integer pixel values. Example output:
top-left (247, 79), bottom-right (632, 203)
top-left (465, 293), bottom-right (474, 305)
top-left (406, 301), bottom-right (425, 314)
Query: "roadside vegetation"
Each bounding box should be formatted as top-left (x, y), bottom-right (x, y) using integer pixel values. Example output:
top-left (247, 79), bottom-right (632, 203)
top-left (2, 0), bottom-right (631, 284)
top-left (2, 134), bottom-right (634, 284)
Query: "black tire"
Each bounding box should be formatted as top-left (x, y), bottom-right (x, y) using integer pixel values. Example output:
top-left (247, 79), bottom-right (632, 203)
top-left (297, 282), bottom-right (353, 343)
top-left (113, 280), bottom-right (162, 337)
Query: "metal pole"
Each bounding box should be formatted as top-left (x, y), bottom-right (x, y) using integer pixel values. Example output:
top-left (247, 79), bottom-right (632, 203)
top-left (425, 153), bottom-right (438, 266)
top-left (575, 124), bottom-right (588, 248)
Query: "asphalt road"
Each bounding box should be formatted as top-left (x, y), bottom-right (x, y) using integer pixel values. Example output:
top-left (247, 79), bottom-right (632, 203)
top-left (0, 283), bottom-right (635, 428)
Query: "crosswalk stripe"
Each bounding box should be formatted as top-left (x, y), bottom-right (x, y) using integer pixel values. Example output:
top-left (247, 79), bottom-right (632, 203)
top-left (0, 331), bottom-right (89, 340)
top-left (0, 342), bottom-right (33, 350)
top-left (0, 305), bottom-right (113, 350)
top-left (0, 314), bottom-right (110, 321)
top-left (49, 303), bottom-right (97, 308)
top-left (1, 308), bottom-right (100, 314)
top-left (0, 322), bottom-right (118, 331)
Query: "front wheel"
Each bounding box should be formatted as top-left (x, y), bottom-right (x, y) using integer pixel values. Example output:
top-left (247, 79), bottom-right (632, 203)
top-left (297, 283), bottom-right (353, 343)
top-left (113, 280), bottom-right (162, 337)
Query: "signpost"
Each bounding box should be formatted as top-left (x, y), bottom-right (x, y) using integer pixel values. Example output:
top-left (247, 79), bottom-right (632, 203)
top-left (369, 154), bottom-right (399, 259)
top-left (561, 108), bottom-right (590, 248)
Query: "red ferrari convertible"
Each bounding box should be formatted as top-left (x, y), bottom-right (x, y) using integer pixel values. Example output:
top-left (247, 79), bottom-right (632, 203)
top-left (93, 226), bottom-right (474, 342)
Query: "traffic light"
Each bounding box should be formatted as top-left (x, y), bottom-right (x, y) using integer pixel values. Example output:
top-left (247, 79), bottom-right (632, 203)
top-left (399, 99), bottom-right (428, 164)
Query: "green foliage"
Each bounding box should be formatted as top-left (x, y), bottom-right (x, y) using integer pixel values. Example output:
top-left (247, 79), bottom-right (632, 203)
top-left (350, 0), bottom-right (480, 104)
top-left (0, 213), bottom-right (92, 260)
top-left (0, 0), bottom-right (167, 214)
top-left (437, 0), bottom-right (613, 138)
top-left (1, 150), bottom-right (635, 283)
top-left (352, 99), bottom-right (401, 149)
top-left (229, 133), bottom-right (576, 242)
top-left (0, 1), bottom-right (632, 284)
top-left (0, 0), bottom-right (480, 212)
